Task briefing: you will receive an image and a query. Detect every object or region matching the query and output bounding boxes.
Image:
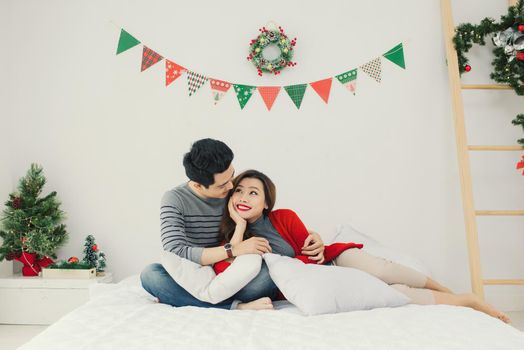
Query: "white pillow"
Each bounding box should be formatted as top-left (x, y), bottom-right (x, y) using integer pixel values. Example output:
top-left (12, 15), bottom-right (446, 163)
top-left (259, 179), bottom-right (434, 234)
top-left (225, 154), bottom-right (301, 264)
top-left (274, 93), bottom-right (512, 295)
top-left (161, 251), bottom-right (261, 304)
top-left (334, 224), bottom-right (432, 277)
top-left (263, 253), bottom-right (409, 316)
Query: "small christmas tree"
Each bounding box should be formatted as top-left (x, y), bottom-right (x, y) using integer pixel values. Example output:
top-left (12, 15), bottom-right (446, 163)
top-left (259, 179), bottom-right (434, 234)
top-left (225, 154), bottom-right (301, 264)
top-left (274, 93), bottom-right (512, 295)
top-left (82, 235), bottom-right (98, 269)
top-left (98, 251), bottom-right (106, 273)
top-left (0, 164), bottom-right (68, 274)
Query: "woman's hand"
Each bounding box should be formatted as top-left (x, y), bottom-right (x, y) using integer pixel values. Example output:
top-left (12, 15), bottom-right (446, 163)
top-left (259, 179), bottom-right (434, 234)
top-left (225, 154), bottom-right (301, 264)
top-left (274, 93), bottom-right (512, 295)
top-left (233, 237), bottom-right (272, 256)
top-left (228, 197), bottom-right (247, 229)
top-left (301, 230), bottom-right (325, 264)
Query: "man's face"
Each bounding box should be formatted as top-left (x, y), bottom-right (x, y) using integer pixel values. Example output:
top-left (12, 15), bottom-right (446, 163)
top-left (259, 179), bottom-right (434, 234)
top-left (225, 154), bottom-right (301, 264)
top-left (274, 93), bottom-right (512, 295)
top-left (198, 164), bottom-right (235, 199)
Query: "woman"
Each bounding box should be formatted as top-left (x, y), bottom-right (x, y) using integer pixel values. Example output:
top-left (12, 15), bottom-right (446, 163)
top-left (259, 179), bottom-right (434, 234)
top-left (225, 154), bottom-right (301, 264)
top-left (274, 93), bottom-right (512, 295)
top-left (215, 169), bottom-right (510, 323)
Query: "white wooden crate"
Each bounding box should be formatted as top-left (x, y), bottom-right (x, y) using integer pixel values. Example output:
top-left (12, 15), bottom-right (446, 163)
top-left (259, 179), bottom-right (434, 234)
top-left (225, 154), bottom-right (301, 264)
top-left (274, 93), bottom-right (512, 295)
top-left (0, 273), bottom-right (112, 325)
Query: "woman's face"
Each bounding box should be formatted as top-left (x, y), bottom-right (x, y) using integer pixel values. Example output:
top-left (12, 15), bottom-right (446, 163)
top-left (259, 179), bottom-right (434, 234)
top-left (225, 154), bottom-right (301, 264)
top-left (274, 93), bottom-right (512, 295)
top-left (231, 177), bottom-right (266, 223)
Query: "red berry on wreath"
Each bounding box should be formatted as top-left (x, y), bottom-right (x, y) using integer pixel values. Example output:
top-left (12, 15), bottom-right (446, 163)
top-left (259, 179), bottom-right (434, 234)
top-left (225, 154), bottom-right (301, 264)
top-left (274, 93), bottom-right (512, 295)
top-left (464, 64), bottom-right (471, 72)
top-left (516, 52), bottom-right (524, 61)
top-left (518, 24), bottom-right (524, 32)
top-left (92, 244), bottom-right (98, 252)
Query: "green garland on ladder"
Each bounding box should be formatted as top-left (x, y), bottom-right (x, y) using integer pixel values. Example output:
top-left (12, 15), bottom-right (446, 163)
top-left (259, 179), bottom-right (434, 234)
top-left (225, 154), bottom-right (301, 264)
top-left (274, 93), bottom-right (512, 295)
top-left (453, 0), bottom-right (524, 147)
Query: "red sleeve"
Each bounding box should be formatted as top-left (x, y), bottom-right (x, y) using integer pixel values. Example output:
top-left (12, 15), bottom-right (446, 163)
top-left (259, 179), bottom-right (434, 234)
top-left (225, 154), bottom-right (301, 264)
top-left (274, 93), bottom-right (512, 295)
top-left (269, 209), bottom-right (310, 257)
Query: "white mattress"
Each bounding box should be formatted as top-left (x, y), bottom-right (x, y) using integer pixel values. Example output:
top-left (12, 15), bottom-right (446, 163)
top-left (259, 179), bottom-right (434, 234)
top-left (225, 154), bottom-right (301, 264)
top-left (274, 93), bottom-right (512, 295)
top-left (19, 276), bottom-right (524, 350)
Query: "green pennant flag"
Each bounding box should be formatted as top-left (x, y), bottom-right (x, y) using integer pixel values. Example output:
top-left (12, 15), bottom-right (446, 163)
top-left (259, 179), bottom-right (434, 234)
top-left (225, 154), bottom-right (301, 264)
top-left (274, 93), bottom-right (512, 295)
top-left (116, 29), bottom-right (141, 55)
top-left (233, 84), bottom-right (256, 109)
top-left (383, 43), bottom-right (405, 69)
top-left (284, 84), bottom-right (307, 109)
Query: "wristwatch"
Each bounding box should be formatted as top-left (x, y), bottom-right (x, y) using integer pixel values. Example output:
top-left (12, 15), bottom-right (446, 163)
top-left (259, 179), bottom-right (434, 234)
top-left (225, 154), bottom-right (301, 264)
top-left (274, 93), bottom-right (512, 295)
top-left (224, 243), bottom-right (234, 258)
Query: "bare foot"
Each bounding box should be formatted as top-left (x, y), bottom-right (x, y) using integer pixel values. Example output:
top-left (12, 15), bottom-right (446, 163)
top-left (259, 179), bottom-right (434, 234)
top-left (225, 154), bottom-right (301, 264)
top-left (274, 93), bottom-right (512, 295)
top-left (467, 294), bottom-right (511, 324)
top-left (237, 297), bottom-right (274, 311)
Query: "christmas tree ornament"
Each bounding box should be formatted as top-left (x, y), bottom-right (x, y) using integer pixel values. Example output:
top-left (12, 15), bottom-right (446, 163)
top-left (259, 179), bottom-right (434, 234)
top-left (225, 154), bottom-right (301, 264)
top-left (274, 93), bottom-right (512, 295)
top-left (517, 155), bottom-right (524, 174)
top-left (247, 24), bottom-right (297, 75)
top-left (453, 0), bottom-right (524, 147)
top-left (68, 256), bottom-right (79, 264)
top-left (0, 164), bottom-right (68, 276)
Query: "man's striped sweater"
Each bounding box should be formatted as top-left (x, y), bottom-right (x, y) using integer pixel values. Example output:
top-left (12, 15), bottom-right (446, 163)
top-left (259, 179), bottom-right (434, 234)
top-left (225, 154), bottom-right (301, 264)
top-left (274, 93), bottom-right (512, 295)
top-left (160, 183), bottom-right (225, 264)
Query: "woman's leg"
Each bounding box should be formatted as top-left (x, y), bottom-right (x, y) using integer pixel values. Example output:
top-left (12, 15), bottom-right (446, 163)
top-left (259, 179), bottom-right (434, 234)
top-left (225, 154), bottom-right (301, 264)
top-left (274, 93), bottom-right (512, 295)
top-left (390, 284), bottom-right (510, 323)
top-left (335, 249), bottom-right (452, 293)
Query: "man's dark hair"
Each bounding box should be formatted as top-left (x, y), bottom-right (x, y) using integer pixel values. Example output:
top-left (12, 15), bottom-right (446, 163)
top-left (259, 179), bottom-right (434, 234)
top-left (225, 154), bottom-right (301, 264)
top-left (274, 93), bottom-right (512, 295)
top-left (183, 138), bottom-right (234, 188)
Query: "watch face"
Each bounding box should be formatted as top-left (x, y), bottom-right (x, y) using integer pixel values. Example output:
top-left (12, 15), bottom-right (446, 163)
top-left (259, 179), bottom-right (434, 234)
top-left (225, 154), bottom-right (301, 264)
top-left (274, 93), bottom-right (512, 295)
top-left (224, 243), bottom-right (232, 249)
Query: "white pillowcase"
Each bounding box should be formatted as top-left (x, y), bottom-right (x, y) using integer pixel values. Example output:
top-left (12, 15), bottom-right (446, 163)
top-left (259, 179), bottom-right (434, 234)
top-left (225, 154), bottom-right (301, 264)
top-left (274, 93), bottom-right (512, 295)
top-left (334, 224), bottom-right (432, 277)
top-left (161, 251), bottom-right (261, 304)
top-left (263, 253), bottom-right (409, 316)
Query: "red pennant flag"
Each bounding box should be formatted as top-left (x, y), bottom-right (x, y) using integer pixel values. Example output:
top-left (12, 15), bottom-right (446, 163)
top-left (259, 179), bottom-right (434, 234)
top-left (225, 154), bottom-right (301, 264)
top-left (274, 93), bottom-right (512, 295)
top-left (310, 78), bottom-right (333, 104)
top-left (141, 46), bottom-right (163, 72)
top-left (258, 87), bottom-right (281, 111)
top-left (209, 78), bottom-right (232, 105)
top-left (165, 60), bottom-right (186, 86)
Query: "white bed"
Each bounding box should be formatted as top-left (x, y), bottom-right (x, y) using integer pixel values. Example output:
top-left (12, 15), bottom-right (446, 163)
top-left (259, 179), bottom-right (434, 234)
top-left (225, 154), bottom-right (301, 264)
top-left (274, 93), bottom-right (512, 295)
top-left (19, 276), bottom-right (524, 350)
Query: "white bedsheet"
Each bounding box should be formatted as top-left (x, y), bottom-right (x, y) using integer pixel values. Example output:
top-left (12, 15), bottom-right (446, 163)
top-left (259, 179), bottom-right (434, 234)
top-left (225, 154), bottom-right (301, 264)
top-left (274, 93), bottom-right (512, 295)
top-left (19, 276), bottom-right (524, 350)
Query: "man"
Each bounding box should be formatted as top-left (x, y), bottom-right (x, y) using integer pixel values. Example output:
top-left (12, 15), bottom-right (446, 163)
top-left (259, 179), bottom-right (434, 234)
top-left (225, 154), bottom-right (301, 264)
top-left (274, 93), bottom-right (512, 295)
top-left (140, 138), bottom-right (324, 310)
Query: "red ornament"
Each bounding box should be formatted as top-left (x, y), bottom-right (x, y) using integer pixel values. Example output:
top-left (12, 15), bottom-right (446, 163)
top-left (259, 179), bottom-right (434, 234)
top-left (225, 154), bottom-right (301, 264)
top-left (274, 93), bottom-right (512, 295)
top-left (92, 244), bottom-right (98, 252)
top-left (518, 24), bottom-right (524, 32)
top-left (12, 196), bottom-right (22, 209)
top-left (517, 155), bottom-right (524, 175)
top-left (464, 64), bottom-right (471, 72)
top-left (516, 52), bottom-right (524, 61)
top-left (68, 256), bottom-right (79, 263)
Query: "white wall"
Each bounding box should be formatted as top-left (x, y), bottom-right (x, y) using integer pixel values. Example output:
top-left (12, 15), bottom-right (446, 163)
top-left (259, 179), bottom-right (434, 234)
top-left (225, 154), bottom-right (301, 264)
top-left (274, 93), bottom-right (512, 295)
top-left (2, 0), bottom-right (523, 309)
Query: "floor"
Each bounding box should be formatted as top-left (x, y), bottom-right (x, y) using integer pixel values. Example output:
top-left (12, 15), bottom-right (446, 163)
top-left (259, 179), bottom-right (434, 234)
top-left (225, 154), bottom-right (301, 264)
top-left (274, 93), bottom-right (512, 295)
top-left (1, 311), bottom-right (524, 349)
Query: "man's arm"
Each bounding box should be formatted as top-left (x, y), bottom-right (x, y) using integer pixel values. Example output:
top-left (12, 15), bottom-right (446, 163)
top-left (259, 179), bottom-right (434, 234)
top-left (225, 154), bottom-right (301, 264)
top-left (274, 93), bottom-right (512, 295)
top-left (160, 191), bottom-right (206, 264)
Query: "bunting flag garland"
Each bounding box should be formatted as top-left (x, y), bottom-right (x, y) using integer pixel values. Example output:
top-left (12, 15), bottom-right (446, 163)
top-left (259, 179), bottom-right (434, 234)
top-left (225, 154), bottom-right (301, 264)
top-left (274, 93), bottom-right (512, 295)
top-left (233, 84), bottom-right (257, 109)
top-left (310, 78), bottom-right (333, 103)
top-left (209, 78), bottom-right (232, 105)
top-left (115, 28), bottom-right (406, 110)
top-left (335, 69), bottom-right (358, 95)
top-left (116, 29), bottom-right (141, 55)
top-left (258, 86), bottom-right (281, 111)
top-left (360, 57), bottom-right (382, 83)
top-left (166, 60), bottom-right (186, 86)
top-left (284, 84), bottom-right (307, 109)
top-left (141, 46), bottom-right (163, 72)
top-left (383, 43), bottom-right (405, 69)
top-left (187, 71), bottom-right (208, 96)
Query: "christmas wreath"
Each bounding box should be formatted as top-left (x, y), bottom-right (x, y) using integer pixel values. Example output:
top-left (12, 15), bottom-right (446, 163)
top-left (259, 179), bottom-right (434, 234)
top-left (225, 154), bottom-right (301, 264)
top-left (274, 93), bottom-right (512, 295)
top-left (247, 25), bottom-right (297, 76)
top-left (453, 0), bottom-right (524, 147)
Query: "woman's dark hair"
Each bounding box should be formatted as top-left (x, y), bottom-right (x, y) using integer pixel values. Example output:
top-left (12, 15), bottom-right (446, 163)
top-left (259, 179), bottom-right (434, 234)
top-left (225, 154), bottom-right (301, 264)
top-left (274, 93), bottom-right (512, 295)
top-left (183, 138), bottom-right (234, 188)
top-left (219, 169), bottom-right (276, 243)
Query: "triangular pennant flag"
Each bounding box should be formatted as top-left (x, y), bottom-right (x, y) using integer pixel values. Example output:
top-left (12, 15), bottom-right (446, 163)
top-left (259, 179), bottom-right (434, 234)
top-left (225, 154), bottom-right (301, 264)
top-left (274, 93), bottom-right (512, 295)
top-left (141, 46), bottom-right (163, 72)
top-left (383, 43), bottom-right (405, 69)
top-left (284, 84), bottom-right (307, 109)
top-left (360, 57), bottom-right (382, 83)
top-left (116, 29), bottom-right (141, 55)
top-left (335, 69), bottom-right (358, 95)
top-left (310, 78), bottom-right (333, 103)
top-left (165, 60), bottom-right (186, 86)
top-left (187, 71), bottom-right (208, 96)
top-left (233, 84), bottom-right (256, 109)
top-left (209, 78), bottom-right (232, 105)
top-left (258, 86), bottom-right (281, 111)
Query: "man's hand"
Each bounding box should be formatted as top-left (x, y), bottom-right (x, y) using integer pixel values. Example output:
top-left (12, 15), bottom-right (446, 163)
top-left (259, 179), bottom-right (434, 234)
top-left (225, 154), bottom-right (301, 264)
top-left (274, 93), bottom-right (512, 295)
top-left (233, 237), bottom-right (272, 256)
top-left (301, 230), bottom-right (325, 264)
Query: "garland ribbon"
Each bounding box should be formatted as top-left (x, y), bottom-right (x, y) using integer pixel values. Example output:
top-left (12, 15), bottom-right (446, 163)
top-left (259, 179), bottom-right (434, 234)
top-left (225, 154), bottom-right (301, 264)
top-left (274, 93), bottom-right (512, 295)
top-left (115, 28), bottom-right (406, 110)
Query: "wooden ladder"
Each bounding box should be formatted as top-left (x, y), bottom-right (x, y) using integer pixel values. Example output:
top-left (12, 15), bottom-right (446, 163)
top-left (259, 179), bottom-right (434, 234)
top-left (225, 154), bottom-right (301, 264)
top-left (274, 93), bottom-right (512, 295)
top-left (441, 0), bottom-right (524, 299)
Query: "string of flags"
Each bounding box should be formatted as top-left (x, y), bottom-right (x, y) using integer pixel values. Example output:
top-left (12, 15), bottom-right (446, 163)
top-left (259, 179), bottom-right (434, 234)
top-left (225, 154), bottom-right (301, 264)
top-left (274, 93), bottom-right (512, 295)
top-left (116, 28), bottom-right (406, 110)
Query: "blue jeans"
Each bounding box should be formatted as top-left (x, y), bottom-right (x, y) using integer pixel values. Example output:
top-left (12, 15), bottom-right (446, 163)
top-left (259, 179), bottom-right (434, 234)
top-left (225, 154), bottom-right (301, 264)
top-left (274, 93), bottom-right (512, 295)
top-left (140, 261), bottom-right (278, 309)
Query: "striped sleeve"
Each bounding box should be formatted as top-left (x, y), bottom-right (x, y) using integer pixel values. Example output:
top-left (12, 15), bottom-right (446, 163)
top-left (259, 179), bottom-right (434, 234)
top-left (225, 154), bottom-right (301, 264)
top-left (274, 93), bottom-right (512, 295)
top-left (160, 191), bottom-right (204, 264)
